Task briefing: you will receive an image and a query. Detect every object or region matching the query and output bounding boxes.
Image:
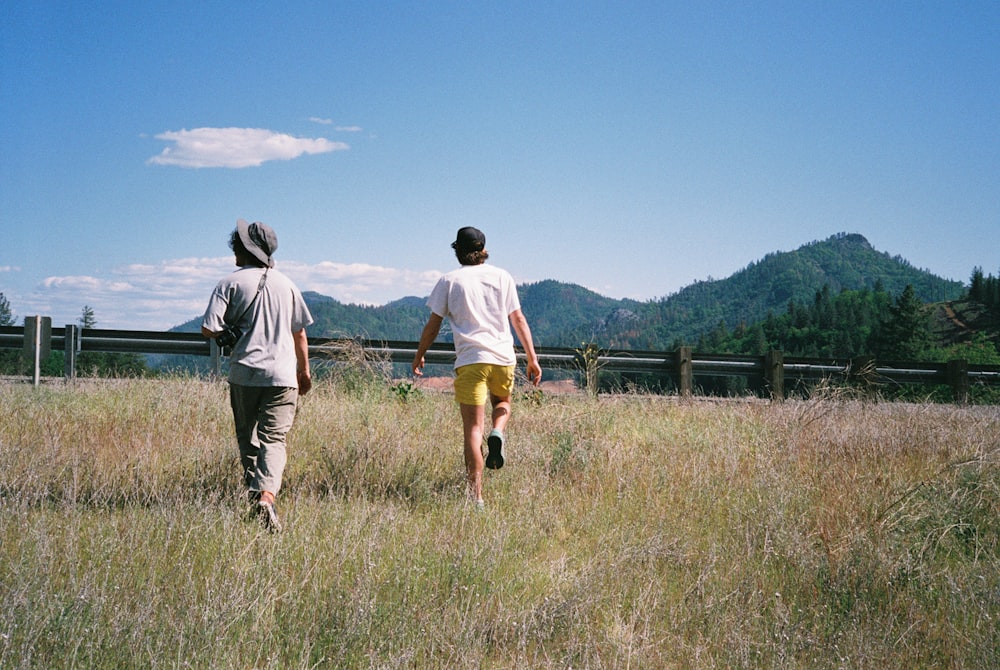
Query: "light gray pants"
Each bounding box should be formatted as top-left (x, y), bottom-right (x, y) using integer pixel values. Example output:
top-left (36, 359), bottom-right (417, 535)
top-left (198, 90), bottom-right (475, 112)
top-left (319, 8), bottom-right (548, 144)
top-left (229, 384), bottom-right (298, 496)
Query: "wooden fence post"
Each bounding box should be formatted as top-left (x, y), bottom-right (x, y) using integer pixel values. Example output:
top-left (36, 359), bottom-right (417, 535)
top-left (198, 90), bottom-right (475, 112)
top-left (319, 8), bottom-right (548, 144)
top-left (764, 349), bottom-right (784, 401)
top-left (676, 346), bottom-right (692, 397)
top-left (947, 359), bottom-right (969, 405)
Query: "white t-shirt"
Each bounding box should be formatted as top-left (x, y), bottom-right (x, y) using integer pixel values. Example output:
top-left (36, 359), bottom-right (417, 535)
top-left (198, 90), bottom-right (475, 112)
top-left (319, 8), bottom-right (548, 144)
top-left (202, 266), bottom-right (314, 387)
top-left (427, 263), bottom-right (521, 368)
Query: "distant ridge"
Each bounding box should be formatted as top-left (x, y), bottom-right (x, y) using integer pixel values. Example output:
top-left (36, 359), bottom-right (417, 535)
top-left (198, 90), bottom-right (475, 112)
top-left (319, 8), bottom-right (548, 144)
top-left (173, 233), bottom-right (965, 350)
top-left (587, 233), bottom-right (965, 348)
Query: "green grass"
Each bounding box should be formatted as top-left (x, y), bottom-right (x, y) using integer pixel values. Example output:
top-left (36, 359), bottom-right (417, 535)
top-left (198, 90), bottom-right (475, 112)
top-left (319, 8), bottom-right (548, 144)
top-left (0, 378), bottom-right (998, 668)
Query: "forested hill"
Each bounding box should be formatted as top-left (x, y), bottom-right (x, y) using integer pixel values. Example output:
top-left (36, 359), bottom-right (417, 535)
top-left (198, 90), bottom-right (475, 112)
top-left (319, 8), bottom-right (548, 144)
top-left (174, 233), bottom-right (966, 350)
top-left (592, 233), bottom-right (965, 348)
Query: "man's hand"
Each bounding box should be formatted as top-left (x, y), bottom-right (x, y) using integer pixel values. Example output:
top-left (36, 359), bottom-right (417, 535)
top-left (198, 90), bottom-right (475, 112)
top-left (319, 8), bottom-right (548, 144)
top-left (525, 359), bottom-right (542, 386)
top-left (413, 314), bottom-right (442, 378)
top-left (297, 369), bottom-right (312, 395)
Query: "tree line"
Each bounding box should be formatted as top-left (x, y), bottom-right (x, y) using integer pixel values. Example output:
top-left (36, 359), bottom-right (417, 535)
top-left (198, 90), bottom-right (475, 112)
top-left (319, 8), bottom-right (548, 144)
top-left (969, 267), bottom-right (1000, 314)
top-left (692, 270), bottom-right (1000, 365)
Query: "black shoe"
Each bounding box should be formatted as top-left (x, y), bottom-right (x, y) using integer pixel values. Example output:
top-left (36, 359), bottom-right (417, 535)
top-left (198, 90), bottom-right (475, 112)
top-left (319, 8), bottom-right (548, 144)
top-left (485, 431), bottom-right (504, 470)
top-left (258, 499), bottom-right (283, 533)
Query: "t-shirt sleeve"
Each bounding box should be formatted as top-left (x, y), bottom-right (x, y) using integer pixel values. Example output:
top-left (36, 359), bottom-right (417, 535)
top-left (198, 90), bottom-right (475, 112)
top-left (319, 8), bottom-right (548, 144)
top-left (201, 283), bottom-right (229, 333)
top-left (503, 271), bottom-right (521, 315)
top-left (290, 286), bottom-right (314, 332)
top-left (427, 278), bottom-right (449, 317)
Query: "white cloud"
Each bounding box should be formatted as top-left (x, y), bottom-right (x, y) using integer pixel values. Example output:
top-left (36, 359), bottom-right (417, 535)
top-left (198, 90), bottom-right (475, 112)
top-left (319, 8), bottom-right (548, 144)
top-left (308, 118), bottom-right (362, 132)
top-left (25, 258), bottom-right (440, 330)
top-left (147, 127), bottom-right (349, 169)
top-left (282, 260), bottom-right (441, 305)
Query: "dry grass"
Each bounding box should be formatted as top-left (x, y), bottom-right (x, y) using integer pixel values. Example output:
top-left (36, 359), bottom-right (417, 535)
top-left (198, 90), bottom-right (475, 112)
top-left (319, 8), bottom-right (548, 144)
top-left (0, 377), bottom-right (997, 668)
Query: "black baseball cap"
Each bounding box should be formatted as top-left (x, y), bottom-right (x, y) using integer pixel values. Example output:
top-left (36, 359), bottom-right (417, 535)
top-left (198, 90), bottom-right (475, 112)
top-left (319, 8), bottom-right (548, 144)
top-left (451, 226), bottom-right (485, 252)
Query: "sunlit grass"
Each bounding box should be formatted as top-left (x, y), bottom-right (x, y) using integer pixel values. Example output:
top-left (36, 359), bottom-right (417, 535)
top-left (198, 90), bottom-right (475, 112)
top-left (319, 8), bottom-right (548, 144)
top-left (0, 378), bottom-right (997, 668)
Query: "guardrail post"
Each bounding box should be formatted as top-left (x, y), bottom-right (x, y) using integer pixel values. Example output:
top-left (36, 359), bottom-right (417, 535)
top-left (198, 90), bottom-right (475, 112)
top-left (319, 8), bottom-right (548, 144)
top-left (64, 324), bottom-right (79, 381)
top-left (947, 359), bottom-right (969, 405)
top-left (23, 316), bottom-right (51, 387)
top-left (676, 346), bottom-right (692, 397)
top-left (210, 338), bottom-right (222, 378)
top-left (764, 349), bottom-right (784, 401)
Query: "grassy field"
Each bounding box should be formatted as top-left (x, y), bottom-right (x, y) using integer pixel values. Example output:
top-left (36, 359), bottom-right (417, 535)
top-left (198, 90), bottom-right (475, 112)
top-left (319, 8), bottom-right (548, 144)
top-left (0, 376), bottom-right (997, 668)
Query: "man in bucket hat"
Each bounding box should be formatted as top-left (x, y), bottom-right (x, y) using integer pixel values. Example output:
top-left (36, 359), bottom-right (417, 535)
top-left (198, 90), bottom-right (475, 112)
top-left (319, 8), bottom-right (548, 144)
top-left (412, 226), bottom-right (541, 510)
top-left (202, 219), bottom-right (314, 532)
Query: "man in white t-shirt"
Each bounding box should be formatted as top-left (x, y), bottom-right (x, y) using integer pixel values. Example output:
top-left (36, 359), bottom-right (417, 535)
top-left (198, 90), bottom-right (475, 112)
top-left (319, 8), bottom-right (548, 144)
top-left (202, 219), bottom-right (314, 532)
top-left (413, 227), bottom-right (541, 509)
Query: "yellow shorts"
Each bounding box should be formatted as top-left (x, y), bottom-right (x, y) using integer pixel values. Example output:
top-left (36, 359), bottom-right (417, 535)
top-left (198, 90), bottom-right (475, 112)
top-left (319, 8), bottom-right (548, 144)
top-left (453, 363), bottom-right (515, 406)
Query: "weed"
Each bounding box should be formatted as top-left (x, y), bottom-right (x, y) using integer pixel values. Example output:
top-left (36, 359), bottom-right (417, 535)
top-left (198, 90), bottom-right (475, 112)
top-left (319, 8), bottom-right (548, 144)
top-left (0, 380), bottom-right (997, 668)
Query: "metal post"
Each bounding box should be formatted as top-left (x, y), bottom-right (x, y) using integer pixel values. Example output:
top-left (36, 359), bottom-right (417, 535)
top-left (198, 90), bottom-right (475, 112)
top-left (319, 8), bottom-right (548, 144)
top-left (23, 316), bottom-right (51, 387)
top-left (210, 338), bottom-right (222, 378)
top-left (31, 316), bottom-right (40, 387)
top-left (64, 324), bottom-right (78, 381)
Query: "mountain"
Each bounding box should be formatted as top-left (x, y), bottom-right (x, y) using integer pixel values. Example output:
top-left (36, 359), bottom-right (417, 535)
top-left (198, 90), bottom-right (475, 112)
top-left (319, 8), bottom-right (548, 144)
top-left (518, 279), bottom-right (644, 343)
top-left (304, 292), bottom-right (429, 341)
top-left (171, 233), bottom-right (967, 352)
top-left (594, 233), bottom-right (966, 348)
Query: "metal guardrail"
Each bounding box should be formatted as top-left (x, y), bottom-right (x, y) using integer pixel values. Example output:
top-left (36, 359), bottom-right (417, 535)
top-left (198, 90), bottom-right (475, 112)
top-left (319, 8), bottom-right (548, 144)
top-left (3, 322), bottom-right (999, 402)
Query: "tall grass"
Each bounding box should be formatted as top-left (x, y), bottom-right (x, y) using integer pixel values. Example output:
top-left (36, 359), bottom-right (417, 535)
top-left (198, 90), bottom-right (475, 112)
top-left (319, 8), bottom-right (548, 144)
top-left (0, 377), bottom-right (997, 668)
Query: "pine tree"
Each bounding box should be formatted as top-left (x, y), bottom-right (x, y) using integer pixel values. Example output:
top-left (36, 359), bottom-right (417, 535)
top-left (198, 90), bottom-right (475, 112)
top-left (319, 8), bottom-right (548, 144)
top-left (969, 267), bottom-right (985, 303)
top-left (0, 293), bottom-right (18, 373)
top-left (0, 292), bottom-right (13, 326)
top-left (874, 285), bottom-right (932, 361)
top-left (80, 305), bottom-right (97, 329)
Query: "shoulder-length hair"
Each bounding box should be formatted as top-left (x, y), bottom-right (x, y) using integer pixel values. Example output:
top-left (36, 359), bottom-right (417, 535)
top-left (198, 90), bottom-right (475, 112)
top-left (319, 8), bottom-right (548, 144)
top-left (455, 249), bottom-right (489, 266)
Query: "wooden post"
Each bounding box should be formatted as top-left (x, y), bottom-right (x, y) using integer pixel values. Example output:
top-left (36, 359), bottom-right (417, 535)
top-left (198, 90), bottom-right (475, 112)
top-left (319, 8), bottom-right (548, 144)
top-left (947, 359), bottom-right (969, 405)
top-left (764, 349), bottom-right (784, 401)
top-left (676, 346), bottom-right (692, 397)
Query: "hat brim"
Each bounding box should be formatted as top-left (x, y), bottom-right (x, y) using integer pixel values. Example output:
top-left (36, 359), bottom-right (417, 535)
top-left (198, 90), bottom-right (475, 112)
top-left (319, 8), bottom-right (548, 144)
top-left (237, 218), bottom-right (274, 267)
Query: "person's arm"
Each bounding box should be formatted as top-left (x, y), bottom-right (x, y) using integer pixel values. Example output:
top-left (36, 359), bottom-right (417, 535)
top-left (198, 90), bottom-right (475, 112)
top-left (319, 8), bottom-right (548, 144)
top-left (412, 313), bottom-right (444, 376)
top-left (509, 309), bottom-right (541, 386)
top-left (201, 326), bottom-right (219, 338)
top-left (293, 328), bottom-right (312, 395)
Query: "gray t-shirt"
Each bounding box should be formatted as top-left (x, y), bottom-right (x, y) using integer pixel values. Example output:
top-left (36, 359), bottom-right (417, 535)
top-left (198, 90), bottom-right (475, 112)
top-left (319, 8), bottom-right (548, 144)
top-left (202, 266), bottom-right (313, 387)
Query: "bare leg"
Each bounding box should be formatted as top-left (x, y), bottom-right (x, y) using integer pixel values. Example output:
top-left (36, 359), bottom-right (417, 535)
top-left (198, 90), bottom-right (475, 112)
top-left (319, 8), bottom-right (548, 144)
top-left (490, 394), bottom-right (512, 433)
top-left (460, 403), bottom-right (486, 502)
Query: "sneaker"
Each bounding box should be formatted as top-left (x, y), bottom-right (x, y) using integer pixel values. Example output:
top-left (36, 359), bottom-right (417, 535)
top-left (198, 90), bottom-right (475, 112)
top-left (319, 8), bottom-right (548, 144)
top-left (258, 499), bottom-right (283, 533)
top-left (485, 430), bottom-right (505, 470)
top-left (475, 499), bottom-right (486, 512)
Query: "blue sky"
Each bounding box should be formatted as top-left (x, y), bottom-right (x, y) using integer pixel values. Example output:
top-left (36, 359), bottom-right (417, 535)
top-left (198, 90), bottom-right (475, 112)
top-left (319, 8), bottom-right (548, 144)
top-left (2, 1), bottom-right (998, 330)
